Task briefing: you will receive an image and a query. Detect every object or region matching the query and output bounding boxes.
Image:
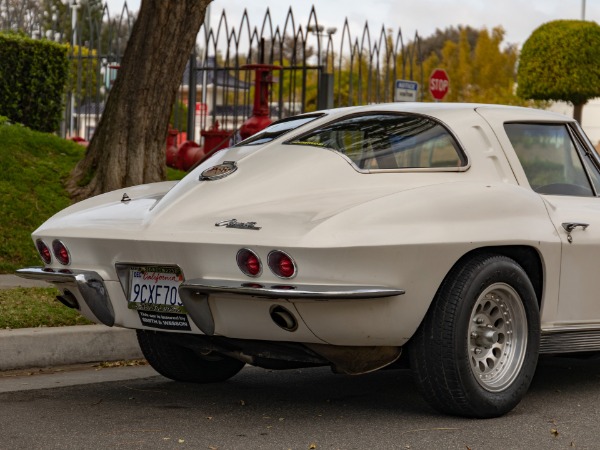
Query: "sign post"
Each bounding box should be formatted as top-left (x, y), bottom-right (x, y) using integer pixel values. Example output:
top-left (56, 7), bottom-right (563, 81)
top-left (429, 69), bottom-right (449, 101)
top-left (394, 79), bottom-right (419, 102)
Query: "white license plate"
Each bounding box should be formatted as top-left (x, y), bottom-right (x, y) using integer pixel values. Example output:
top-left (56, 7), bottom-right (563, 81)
top-left (128, 266), bottom-right (186, 313)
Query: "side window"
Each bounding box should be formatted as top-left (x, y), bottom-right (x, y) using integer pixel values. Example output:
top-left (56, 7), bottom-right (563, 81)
top-left (504, 123), bottom-right (594, 197)
top-left (287, 114), bottom-right (466, 170)
top-left (572, 124), bottom-right (600, 193)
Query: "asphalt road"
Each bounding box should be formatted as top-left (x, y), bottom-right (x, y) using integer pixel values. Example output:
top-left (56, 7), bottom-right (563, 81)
top-left (1, 355), bottom-right (600, 450)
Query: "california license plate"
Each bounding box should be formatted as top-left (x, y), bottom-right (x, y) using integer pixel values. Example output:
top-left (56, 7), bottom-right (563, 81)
top-left (128, 266), bottom-right (186, 313)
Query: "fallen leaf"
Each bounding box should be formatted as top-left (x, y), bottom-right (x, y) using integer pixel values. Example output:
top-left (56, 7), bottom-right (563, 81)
top-left (551, 428), bottom-right (559, 437)
top-left (240, 400), bottom-right (246, 406)
top-left (309, 444), bottom-right (317, 449)
top-left (178, 439), bottom-right (185, 443)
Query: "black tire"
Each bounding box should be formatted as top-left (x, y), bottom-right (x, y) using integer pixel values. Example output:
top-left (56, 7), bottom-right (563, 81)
top-left (410, 253), bottom-right (540, 418)
top-left (137, 330), bottom-right (245, 383)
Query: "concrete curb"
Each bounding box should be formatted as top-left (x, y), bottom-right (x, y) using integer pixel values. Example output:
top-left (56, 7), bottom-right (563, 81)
top-left (0, 325), bottom-right (143, 371)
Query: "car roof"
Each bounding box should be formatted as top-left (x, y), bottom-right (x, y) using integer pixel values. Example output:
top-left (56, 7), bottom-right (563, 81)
top-left (316, 102), bottom-right (574, 123)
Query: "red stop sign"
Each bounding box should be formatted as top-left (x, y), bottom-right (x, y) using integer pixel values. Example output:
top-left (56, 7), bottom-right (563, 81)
top-left (429, 69), bottom-right (449, 100)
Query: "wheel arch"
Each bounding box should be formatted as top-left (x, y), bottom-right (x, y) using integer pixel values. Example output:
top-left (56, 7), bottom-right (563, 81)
top-left (448, 245), bottom-right (544, 309)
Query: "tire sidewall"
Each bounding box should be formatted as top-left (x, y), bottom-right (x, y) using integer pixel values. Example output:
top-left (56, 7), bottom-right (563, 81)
top-left (452, 256), bottom-right (540, 415)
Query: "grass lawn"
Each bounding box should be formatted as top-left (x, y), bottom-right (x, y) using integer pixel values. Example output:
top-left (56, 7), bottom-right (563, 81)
top-left (0, 119), bottom-right (187, 327)
top-left (0, 287), bottom-right (93, 329)
top-left (0, 122), bottom-right (84, 273)
top-left (0, 120), bottom-right (186, 274)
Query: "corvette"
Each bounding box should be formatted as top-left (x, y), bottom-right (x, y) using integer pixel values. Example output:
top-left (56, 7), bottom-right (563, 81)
top-left (18, 103), bottom-right (600, 417)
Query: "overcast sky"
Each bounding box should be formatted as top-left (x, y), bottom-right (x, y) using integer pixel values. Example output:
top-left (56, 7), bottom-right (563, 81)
top-left (108, 0), bottom-right (597, 48)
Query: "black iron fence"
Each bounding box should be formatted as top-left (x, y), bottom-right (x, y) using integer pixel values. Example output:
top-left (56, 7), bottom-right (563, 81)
top-left (0, 1), bottom-right (423, 143)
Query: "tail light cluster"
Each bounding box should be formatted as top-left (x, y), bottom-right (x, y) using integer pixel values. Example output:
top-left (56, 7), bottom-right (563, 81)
top-left (236, 249), bottom-right (296, 279)
top-left (35, 239), bottom-right (71, 266)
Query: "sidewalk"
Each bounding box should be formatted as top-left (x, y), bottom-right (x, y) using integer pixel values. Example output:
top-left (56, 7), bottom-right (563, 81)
top-left (0, 274), bottom-right (143, 371)
top-left (0, 274), bottom-right (49, 289)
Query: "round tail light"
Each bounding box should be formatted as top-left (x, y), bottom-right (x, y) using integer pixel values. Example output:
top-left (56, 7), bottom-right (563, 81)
top-left (52, 240), bottom-right (71, 266)
top-left (236, 249), bottom-right (262, 277)
top-left (35, 239), bottom-right (52, 264)
top-left (268, 250), bottom-right (297, 279)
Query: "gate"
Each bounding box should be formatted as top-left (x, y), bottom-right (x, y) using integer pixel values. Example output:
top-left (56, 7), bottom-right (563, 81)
top-left (0, 2), bottom-right (423, 142)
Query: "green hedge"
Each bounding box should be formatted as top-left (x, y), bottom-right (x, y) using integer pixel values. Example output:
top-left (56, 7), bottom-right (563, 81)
top-left (0, 33), bottom-right (69, 133)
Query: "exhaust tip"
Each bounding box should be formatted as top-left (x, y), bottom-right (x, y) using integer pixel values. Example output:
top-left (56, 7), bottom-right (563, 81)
top-left (269, 305), bottom-right (298, 332)
top-left (56, 290), bottom-right (80, 310)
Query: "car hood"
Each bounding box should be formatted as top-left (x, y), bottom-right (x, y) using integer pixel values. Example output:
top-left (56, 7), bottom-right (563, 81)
top-left (35, 144), bottom-right (471, 246)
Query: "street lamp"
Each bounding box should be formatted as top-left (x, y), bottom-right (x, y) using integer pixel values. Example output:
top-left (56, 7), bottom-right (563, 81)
top-left (307, 24), bottom-right (337, 110)
top-left (307, 24), bottom-right (337, 69)
top-left (61, 0), bottom-right (79, 137)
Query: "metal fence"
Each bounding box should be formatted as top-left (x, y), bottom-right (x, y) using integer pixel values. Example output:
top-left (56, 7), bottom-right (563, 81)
top-left (0, 1), bottom-right (423, 143)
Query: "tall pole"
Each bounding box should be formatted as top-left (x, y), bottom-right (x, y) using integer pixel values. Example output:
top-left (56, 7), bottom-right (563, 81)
top-left (582, 0), bottom-right (586, 20)
top-left (69, 1), bottom-right (79, 137)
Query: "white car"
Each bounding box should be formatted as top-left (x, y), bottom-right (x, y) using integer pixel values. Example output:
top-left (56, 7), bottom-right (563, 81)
top-left (18, 103), bottom-right (600, 417)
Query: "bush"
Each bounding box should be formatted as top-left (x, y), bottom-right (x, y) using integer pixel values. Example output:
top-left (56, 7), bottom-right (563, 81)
top-left (0, 33), bottom-right (69, 133)
top-left (517, 20), bottom-right (600, 105)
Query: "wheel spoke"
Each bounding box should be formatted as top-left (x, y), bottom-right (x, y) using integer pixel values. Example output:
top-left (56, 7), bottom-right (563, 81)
top-left (468, 284), bottom-right (527, 392)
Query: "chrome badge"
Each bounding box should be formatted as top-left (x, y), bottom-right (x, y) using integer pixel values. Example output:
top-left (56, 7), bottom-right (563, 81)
top-left (215, 219), bottom-right (261, 230)
top-left (200, 161), bottom-right (237, 181)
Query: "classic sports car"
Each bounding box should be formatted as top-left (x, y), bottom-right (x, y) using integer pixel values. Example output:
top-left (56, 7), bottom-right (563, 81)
top-left (17, 103), bottom-right (600, 417)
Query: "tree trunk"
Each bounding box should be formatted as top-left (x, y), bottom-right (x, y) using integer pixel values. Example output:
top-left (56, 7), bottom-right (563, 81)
top-left (573, 102), bottom-right (585, 124)
top-left (67, 0), bottom-right (211, 201)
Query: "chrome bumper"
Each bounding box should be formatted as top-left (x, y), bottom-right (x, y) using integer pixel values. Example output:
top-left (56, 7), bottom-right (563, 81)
top-left (179, 278), bottom-right (405, 336)
top-left (15, 267), bottom-right (115, 326)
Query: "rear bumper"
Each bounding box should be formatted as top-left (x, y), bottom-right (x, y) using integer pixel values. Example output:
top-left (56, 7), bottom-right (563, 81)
top-left (179, 278), bottom-right (405, 335)
top-left (16, 267), bottom-right (115, 326)
top-left (16, 267), bottom-right (408, 346)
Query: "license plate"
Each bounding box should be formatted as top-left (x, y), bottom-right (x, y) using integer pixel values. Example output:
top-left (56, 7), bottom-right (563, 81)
top-left (128, 266), bottom-right (186, 313)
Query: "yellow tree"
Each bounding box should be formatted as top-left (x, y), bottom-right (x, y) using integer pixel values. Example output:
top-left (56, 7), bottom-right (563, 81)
top-left (419, 26), bottom-right (525, 104)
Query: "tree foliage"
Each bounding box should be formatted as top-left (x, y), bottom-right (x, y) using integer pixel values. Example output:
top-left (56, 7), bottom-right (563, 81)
top-left (419, 26), bottom-right (523, 104)
top-left (67, 44), bottom-right (100, 101)
top-left (517, 20), bottom-right (600, 120)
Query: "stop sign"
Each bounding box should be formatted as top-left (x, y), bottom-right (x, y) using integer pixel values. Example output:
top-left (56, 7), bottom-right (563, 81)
top-left (429, 69), bottom-right (449, 100)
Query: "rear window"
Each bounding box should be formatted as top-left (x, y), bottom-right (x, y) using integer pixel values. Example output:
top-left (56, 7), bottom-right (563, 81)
top-left (286, 113), bottom-right (466, 170)
top-left (235, 114), bottom-right (323, 146)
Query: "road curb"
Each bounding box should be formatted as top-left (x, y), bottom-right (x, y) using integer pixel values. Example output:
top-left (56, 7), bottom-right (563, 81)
top-left (0, 325), bottom-right (143, 371)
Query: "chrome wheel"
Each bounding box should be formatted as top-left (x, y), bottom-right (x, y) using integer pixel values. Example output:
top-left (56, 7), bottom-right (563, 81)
top-left (468, 282), bottom-right (527, 392)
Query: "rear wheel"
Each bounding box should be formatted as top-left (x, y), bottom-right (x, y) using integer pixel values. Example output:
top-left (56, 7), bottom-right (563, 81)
top-left (410, 253), bottom-right (540, 418)
top-left (137, 330), bottom-right (245, 383)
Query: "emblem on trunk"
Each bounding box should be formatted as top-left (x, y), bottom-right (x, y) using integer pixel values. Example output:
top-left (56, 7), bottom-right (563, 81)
top-left (215, 219), bottom-right (261, 230)
top-left (200, 161), bottom-right (237, 180)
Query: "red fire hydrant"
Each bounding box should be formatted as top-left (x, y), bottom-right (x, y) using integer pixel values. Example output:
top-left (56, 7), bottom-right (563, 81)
top-left (200, 121), bottom-right (232, 159)
top-left (239, 64), bottom-right (282, 140)
top-left (165, 127), bottom-right (179, 168)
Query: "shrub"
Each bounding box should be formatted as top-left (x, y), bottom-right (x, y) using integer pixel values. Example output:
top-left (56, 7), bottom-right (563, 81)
top-left (0, 33), bottom-right (69, 133)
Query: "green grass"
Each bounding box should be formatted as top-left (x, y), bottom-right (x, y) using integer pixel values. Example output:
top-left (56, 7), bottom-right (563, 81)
top-left (0, 119), bottom-right (187, 328)
top-left (0, 120), bottom-right (187, 273)
top-left (0, 287), bottom-right (93, 329)
top-left (0, 121), bottom-right (84, 273)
